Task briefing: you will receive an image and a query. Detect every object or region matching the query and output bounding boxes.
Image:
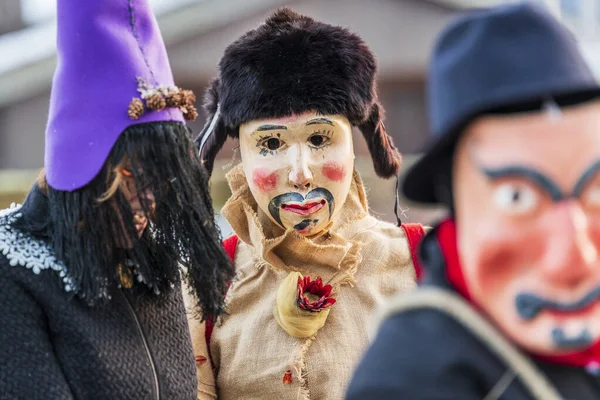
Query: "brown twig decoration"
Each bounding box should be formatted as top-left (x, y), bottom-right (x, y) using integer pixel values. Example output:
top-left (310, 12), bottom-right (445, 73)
top-left (127, 76), bottom-right (198, 121)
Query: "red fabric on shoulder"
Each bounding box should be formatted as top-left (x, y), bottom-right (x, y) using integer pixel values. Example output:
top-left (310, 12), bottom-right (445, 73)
top-left (401, 223), bottom-right (426, 281)
top-left (222, 234), bottom-right (239, 261)
top-left (204, 235), bottom-right (238, 370)
top-left (437, 219), bottom-right (471, 301)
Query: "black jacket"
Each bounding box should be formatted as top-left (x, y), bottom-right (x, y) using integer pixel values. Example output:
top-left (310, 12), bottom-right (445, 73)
top-left (0, 190), bottom-right (197, 400)
top-left (346, 226), bottom-right (600, 400)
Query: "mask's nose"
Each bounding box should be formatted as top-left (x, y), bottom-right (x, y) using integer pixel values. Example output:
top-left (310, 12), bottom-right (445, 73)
top-left (288, 145), bottom-right (313, 191)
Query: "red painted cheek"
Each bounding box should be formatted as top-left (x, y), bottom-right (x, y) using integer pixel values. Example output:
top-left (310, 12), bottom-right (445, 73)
top-left (252, 169), bottom-right (278, 192)
top-left (467, 229), bottom-right (540, 297)
top-left (322, 161), bottom-right (346, 182)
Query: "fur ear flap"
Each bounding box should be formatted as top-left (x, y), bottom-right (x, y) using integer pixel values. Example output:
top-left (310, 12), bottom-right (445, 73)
top-left (357, 102), bottom-right (402, 178)
top-left (198, 116), bottom-right (230, 176)
top-left (196, 78), bottom-right (234, 176)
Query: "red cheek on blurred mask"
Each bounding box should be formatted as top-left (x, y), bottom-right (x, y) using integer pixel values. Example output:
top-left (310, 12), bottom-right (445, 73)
top-left (322, 161), bottom-right (346, 182)
top-left (253, 169), bottom-right (278, 192)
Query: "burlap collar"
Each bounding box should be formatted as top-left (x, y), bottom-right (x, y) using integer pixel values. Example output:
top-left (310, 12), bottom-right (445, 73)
top-left (220, 164), bottom-right (373, 284)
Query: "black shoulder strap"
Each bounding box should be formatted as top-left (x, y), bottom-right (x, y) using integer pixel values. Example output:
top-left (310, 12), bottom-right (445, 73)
top-left (377, 288), bottom-right (562, 400)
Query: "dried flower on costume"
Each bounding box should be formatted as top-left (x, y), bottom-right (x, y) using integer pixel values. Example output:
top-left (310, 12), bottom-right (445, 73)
top-left (184, 8), bottom-right (426, 400)
top-left (273, 272), bottom-right (336, 339)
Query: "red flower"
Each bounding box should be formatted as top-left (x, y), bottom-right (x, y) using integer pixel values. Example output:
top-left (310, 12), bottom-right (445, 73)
top-left (297, 276), bottom-right (336, 312)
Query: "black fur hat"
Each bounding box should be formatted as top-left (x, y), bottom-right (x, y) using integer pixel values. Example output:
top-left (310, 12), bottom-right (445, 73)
top-left (197, 8), bottom-right (401, 178)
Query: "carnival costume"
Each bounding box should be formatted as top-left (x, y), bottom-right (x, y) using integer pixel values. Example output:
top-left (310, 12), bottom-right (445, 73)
top-left (187, 8), bottom-right (425, 400)
top-left (0, 1), bottom-right (231, 398)
top-left (348, 4), bottom-right (600, 399)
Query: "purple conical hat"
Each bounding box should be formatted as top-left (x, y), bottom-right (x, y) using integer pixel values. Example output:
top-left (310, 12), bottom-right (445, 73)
top-left (45, 0), bottom-right (195, 191)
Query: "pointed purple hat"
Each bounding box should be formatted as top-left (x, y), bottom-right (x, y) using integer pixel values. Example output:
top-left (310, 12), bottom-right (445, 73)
top-left (45, 0), bottom-right (193, 191)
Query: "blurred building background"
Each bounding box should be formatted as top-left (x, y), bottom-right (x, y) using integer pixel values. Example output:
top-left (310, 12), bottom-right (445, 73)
top-left (1, 0), bottom-right (599, 233)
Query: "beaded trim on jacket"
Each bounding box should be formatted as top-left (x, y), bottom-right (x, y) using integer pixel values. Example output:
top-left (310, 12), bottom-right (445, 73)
top-left (0, 203), bottom-right (76, 292)
top-left (0, 203), bottom-right (157, 299)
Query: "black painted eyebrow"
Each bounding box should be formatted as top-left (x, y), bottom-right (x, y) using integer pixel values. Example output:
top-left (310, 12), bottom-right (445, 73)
top-left (573, 160), bottom-right (600, 197)
top-left (306, 118), bottom-right (334, 126)
top-left (479, 165), bottom-right (564, 201)
top-left (256, 124), bottom-right (288, 131)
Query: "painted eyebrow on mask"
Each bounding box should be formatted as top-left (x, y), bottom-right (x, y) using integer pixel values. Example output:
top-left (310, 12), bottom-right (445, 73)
top-left (478, 158), bottom-right (600, 202)
top-left (573, 160), bottom-right (600, 197)
top-left (479, 165), bottom-right (563, 201)
top-left (306, 117), bottom-right (334, 126)
top-left (256, 124), bottom-right (288, 131)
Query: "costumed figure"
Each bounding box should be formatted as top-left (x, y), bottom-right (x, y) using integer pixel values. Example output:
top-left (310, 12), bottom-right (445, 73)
top-left (0, 0), bottom-right (232, 399)
top-left (186, 8), bottom-right (426, 400)
top-left (347, 3), bottom-right (600, 400)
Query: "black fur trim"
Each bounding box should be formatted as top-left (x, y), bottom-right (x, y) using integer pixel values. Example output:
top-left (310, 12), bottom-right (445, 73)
top-left (198, 78), bottom-right (233, 175)
top-left (357, 102), bottom-right (402, 178)
top-left (198, 8), bottom-right (401, 178)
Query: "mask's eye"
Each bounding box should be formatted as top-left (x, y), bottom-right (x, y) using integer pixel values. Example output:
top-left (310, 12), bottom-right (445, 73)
top-left (308, 133), bottom-right (331, 149)
top-left (260, 137), bottom-right (284, 151)
top-left (493, 182), bottom-right (539, 215)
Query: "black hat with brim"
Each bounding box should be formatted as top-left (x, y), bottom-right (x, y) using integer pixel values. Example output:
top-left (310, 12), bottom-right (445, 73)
top-left (402, 2), bottom-right (600, 204)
